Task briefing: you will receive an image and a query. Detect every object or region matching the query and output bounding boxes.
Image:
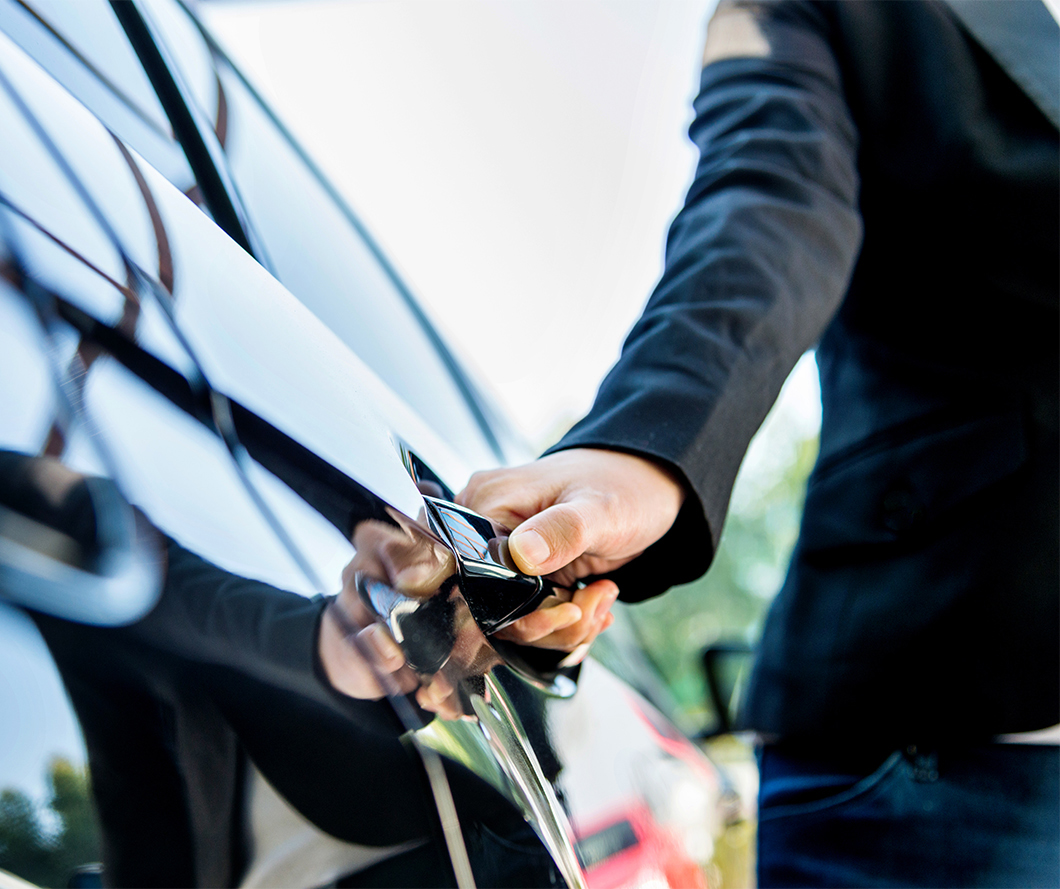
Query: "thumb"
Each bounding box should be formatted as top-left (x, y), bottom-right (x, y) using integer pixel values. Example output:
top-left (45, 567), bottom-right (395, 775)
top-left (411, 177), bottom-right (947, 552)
top-left (508, 501), bottom-right (592, 575)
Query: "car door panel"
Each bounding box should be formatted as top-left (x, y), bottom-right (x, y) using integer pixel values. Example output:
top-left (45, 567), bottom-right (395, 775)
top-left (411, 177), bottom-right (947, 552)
top-left (0, 4), bottom-right (740, 887)
top-left (0, 34), bottom-right (587, 885)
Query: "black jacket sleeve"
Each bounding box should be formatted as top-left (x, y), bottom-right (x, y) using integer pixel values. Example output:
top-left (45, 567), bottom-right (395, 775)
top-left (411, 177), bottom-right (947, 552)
top-left (131, 537), bottom-right (340, 704)
top-left (549, 0), bottom-right (862, 600)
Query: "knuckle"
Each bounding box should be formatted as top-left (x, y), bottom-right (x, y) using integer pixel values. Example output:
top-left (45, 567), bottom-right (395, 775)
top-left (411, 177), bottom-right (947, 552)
top-left (596, 489), bottom-right (624, 524)
top-left (468, 472), bottom-right (507, 504)
top-left (466, 469), bottom-right (491, 488)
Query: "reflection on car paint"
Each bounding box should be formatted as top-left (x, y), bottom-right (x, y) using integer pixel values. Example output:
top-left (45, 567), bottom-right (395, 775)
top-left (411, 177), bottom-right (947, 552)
top-left (138, 0), bottom-right (508, 463)
top-left (6, 0), bottom-right (172, 137)
top-left (0, 1), bottom-right (743, 886)
top-left (0, 57), bottom-right (586, 886)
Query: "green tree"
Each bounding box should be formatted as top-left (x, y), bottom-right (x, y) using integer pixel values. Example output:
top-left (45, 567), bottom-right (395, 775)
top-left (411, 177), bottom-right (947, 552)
top-left (622, 362), bottom-right (822, 729)
top-left (0, 786), bottom-right (53, 886)
top-left (0, 758), bottom-right (101, 888)
top-left (47, 758), bottom-right (101, 884)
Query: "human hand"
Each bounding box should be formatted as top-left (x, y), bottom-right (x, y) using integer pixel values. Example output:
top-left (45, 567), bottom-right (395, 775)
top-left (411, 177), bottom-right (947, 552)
top-left (490, 579), bottom-right (620, 662)
top-left (319, 513), bottom-right (504, 719)
top-left (318, 515), bottom-right (454, 702)
top-left (318, 597), bottom-right (417, 700)
top-left (457, 448), bottom-right (685, 652)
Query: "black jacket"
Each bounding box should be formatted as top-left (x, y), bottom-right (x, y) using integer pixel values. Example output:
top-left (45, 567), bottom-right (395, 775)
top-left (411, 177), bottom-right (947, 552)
top-left (554, 0), bottom-right (1059, 744)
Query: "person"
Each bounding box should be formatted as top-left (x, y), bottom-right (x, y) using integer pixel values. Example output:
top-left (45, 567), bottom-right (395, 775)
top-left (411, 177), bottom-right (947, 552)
top-left (457, 1), bottom-right (1060, 886)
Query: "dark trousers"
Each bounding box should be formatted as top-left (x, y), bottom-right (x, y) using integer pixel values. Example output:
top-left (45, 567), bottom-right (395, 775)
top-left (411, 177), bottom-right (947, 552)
top-left (757, 742), bottom-right (1060, 888)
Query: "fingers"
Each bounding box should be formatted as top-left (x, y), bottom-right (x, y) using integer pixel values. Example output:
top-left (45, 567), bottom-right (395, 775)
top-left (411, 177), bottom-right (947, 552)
top-left (358, 621), bottom-right (407, 675)
top-left (458, 449), bottom-right (686, 582)
top-left (457, 467), bottom-right (551, 528)
top-left (350, 518), bottom-right (455, 596)
top-left (507, 501), bottom-right (594, 575)
top-left (318, 606), bottom-right (418, 699)
top-left (493, 579), bottom-right (619, 652)
top-left (389, 551), bottom-right (455, 596)
top-left (495, 600), bottom-right (584, 643)
top-left (415, 671), bottom-right (465, 721)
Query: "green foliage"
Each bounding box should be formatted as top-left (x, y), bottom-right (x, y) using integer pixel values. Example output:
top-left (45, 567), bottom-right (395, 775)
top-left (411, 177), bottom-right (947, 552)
top-left (0, 758), bottom-right (101, 888)
top-left (0, 788), bottom-right (53, 886)
top-left (627, 408), bottom-right (820, 729)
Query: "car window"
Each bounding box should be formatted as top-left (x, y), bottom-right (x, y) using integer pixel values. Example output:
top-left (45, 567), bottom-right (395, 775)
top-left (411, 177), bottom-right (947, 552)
top-left (0, 0), bottom-right (197, 196)
top-left (0, 0), bottom-right (506, 469)
top-left (137, 0), bottom-right (502, 468)
top-left (0, 604), bottom-right (100, 886)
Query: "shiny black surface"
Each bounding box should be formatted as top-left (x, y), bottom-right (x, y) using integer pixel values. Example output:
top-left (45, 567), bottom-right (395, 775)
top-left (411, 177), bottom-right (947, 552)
top-left (0, 3), bottom-right (732, 886)
top-left (423, 497), bottom-right (551, 635)
top-left (136, 0), bottom-right (507, 464)
top-left (0, 12), bottom-right (581, 881)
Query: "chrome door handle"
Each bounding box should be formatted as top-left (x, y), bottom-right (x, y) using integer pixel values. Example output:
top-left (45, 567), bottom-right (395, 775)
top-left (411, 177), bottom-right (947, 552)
top-left (421, 496), bottom-right (552, 635)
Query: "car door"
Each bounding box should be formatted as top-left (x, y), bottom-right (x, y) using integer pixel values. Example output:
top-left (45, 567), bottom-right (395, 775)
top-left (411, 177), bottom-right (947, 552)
top-left (0, 10), bottom-right (585, 883)
top-left (0, 4), bottom-right (737, 888)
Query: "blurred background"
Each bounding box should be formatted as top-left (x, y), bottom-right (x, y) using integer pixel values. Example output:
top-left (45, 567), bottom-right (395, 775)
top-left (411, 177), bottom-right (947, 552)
top-left (200, 0), bottom-right (822, 732)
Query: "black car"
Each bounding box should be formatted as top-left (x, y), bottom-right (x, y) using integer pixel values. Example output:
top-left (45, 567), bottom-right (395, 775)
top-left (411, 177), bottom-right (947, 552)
top-left (0, 2), bottom-right (742, 887)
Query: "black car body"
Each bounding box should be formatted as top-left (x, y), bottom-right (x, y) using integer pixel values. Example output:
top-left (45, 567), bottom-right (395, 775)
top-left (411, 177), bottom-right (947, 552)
top-left (0, 2), bottom-right (741, 887)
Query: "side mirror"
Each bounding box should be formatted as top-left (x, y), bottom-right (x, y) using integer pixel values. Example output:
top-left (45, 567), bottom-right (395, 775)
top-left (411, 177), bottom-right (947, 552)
top-left (699, 642), bottom-right (753, 738)
top-left (0, 452), bottom-right (163, 626)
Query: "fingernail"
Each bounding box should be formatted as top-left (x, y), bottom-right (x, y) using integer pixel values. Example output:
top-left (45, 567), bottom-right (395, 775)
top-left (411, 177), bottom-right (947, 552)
top-left (554, 603), bottom-right (582, 629)
top-left (510, 528), bottom-right (549, 570)
top-left (559, 643), bottom-right (591, 668)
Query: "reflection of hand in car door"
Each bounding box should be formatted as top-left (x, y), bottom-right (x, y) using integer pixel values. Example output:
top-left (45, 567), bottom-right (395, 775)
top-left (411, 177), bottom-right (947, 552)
top-left (321, 512), bottom-right (506, 719)
top-left (321, 501), bottom-right (625, 720)
top-left (318, 513), bottom-right (449, 701)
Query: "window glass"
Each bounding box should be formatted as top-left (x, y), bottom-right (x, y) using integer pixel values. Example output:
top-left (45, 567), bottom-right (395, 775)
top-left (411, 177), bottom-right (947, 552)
top-left (0, 0), bottom-right (196, 193)
top-left (140, 0), bottom-right (499, 467)
top-left (0, 0), bottom-right (500, 471)
top-left (132, 0), bottom-right (219, 134)
top-left (0, 604), bottom-right (98, 885)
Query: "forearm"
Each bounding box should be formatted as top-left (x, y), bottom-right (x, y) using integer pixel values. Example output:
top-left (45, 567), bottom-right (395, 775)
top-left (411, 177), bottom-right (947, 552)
top-left (553, 1), bottom-right (862, 591)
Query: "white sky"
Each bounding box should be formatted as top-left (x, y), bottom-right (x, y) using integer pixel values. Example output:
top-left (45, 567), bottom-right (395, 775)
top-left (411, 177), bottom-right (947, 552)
top-left (201, 0), bottom-right (725, 446)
